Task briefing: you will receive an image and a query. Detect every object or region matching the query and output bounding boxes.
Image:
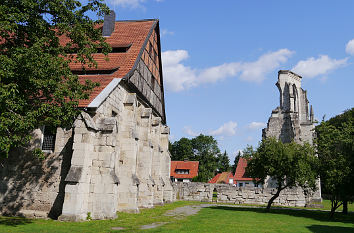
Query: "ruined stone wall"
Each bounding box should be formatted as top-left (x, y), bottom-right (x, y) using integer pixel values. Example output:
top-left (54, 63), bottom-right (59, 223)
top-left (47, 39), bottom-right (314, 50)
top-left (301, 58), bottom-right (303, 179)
top-left (173, 183), bottom-right (307, 207)
top-left (0, 128), bottom-right (73, 219)
top-left (58, 82), bottom-right (173, 220)
top-left (0, 82), bottom-right (173, 221)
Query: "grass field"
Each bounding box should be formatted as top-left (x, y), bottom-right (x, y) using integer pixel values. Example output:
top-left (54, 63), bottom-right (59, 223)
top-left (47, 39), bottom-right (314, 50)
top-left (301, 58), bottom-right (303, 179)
top-left (0, 201), bottom-right (353, 233)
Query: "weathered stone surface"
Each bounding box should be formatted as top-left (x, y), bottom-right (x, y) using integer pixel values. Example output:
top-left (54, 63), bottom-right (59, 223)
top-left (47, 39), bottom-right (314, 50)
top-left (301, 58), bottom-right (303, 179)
top-left (65, 167), bottom-right (82, 183)
top-left (174, 182), bottom-right (307, 207)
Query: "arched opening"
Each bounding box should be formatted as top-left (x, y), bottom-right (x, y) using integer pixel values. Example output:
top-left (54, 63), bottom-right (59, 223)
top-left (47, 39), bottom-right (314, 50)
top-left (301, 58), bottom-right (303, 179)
top-left (293, 84), bottom-right (299, 113)
top-left (212, 188), bottom-right (218, 202)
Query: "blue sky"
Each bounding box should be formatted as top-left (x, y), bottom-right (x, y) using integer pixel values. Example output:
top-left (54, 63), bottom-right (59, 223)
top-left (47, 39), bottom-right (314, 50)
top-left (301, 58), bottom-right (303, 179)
top-left (100, 0), bottom-right (354, 163)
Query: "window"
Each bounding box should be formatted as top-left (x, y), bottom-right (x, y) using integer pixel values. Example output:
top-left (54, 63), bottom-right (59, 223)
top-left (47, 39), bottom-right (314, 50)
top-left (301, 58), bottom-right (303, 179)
top-left (41, 126), bottom-right (56, 152)
top-left (175, 169), bottom-right (189, 174)
top-left (239, 183), bottom-right (243, 187)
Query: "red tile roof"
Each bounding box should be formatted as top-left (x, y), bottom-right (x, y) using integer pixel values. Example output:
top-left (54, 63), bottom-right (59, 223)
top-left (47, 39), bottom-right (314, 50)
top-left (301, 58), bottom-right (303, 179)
top-left (170, 161), bottom-right (199, 179)
top-left (61, 20), bottom-right (157, 107)
top-left (209, 172), bottom-right (234, 184)
top-left (234, 158), bottom-right (254, 182)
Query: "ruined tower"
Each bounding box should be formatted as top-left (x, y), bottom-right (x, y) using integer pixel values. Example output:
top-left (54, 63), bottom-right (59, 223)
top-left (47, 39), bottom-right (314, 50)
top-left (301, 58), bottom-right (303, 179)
top-left (262, 70), bottom-right (321, 202)
top-left (262, 70), bottom-right (315, 144)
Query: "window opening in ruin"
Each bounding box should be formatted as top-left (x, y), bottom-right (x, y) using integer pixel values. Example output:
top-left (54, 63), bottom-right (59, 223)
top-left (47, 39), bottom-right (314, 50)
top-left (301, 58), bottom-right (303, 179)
top-left (41, 126), bottom-right (56, 151)
top-left (212, 188), bottom-right (217, 202)
top-left (112, 110), bottom-right (117, 117)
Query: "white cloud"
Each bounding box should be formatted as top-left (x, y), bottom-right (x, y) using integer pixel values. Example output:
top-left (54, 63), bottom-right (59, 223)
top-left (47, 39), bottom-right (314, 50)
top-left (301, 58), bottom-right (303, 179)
top-left (161, 29), bottom-right (174, 37)
top-left (292, 55), bottom-right (347, 78)
top-left (345, 39), bottom-right (354, 55)
top-left (239, 49), bottom-right (294, 82)
top-left (107, 0), bottom-right (161, 8)
top-left (183, 126), bottom-right (199, 137)
top-left (248, 122), bottom-right (266, 130)
top-left (209, 121), bottom-right (237, 137)
top-left (162, 49), bottom-right (293, 92)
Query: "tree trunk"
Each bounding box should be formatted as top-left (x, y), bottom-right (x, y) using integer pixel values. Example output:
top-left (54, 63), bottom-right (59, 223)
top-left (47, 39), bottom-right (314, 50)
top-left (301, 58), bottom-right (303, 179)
top-left (329, 199), bottom-right (343, 219)
top-left (342, 200), bottom-right (348, 214)
top-left (266, 188), bottom-right (282, 211)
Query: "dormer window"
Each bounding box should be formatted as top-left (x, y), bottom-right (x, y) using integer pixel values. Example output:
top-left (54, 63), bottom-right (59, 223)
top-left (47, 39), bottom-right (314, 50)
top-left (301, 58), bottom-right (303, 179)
top-left (175, 169), bottom-right (189, 174)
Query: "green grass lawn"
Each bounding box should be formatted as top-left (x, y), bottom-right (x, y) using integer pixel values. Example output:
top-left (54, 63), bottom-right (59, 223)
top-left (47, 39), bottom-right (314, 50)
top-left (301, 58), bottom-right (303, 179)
top-left (0, 201), bottom-right (353, 233)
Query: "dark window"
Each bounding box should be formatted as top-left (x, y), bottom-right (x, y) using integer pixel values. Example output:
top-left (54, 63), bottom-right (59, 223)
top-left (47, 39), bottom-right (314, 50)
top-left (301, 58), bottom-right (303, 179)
top-left (71, 67), bottom-right (119, 75)
top-left (42, 126), bottom-right (56, 151)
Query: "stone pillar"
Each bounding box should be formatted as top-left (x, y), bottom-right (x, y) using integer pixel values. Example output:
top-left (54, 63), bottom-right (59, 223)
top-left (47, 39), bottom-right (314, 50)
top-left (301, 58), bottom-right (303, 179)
top-left (136, 107), bottom-right (155, 208)
top-left (59, 117), bottom-right (94, 221)
top-left (160, 126), bottom-right (173, 203)
top-left (151, 117), bottom-right (164, 205)
top-left (117, 94), bottom-right (139, 213)
top-left (59, 112), bottom-right (119, 221)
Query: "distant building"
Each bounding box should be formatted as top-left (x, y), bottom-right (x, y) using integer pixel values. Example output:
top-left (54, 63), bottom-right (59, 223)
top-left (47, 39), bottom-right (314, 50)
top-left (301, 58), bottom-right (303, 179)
top-left (170, 161), bottom-right (199, 182)
top-left (234, 158), bottom-right (261, 188)
top-left (209, 172), bottom-right (234, 184)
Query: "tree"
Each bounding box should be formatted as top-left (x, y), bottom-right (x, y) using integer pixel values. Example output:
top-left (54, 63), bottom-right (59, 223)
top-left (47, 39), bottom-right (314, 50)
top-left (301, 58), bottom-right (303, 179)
top-left (170, 134), bottom-right (223, 182)
top-left (315, 108), bottom-right (354, 218)
top-left (0, 0), bottom-right (110, 158)
top-left (170, 137), bottom-right (194, 161)
top-left (231, 151), bottom-right (241, 173)
top-left (245, 137), bottom-right (319, 210)
top-left (217, 150), bottom-right (230, 172)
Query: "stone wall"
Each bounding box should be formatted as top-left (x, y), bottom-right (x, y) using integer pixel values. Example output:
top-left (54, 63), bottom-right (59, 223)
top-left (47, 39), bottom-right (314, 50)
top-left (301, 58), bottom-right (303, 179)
top-left (174, 182), bottom-right (307, 207)
top-left (0, 128), bottom-right (73, 219)
top-left (0, 82), bottom-right (174, 221)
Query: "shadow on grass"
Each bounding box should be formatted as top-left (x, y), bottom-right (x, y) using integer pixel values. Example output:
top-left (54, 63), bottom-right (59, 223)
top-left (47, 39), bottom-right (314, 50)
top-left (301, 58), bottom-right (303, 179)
top-left (307, 225), bottom-right (354, 233)
top-left (206, 206), bottom-right (354, 224)
top-left (0, 217), bottom-right (33, 227)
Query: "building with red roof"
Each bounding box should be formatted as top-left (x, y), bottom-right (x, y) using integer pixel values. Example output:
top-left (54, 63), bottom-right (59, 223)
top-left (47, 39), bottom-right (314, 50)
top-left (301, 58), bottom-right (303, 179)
top-left (2, 11), bottom-right (174, 221)
top-left (234, 158), bottom-right (261, 188)
top-left (170, 161), bottom-right (199, 182)
top-left (209, 172), bottom-right (234, 184)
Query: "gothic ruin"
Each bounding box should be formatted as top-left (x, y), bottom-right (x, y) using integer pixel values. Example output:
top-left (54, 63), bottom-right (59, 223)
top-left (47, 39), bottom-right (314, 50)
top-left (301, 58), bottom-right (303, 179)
top-left (262, 70), bottom-right (322, 201)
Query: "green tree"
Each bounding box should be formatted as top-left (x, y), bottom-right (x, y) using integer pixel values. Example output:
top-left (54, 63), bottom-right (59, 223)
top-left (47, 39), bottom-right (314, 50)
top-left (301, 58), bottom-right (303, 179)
top-left (0, 0), bottom-right (110, 158)
top-left (170, 134), bottom-right (222, 182)
top-left (231, 151), bottom-right (241, 173)
top-left (217, 150), bottom-right (230, 172)
top-left (315, 108), bottom-right (354, 218)
top-left (170, 137), bottom-right (194, 161)
top-left (191, 134), bottom-right (220, 182)
top-left (245, 137), bottom-right (318, 210)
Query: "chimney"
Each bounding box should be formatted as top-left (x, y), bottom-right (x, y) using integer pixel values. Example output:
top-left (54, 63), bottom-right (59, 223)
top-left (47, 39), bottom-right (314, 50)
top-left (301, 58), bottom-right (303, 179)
top-left (102, 10), bottom-right (116, 37)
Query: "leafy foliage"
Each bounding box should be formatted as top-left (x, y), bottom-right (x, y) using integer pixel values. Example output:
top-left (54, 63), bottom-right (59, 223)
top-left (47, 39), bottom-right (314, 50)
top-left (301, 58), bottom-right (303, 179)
top-left (217, 151), bottom-right (230, 172)
top-left (231, 151), bottom-right (241, 173)
top-left (0, 0), bottom-right (110, 158)
top-left (170, 134), bottom-right (226, 182)
top-left (315, 108), bottom-right (354, 217)
top-left (245, 137), bottom-right (319, 210)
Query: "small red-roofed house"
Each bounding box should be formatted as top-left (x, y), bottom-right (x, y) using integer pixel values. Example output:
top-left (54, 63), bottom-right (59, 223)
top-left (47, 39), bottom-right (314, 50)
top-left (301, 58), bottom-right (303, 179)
top-left (234, 158), bottom-right (261, 188)
top-left (170, 161), bottom-right (199, 182)
top-left (209, 172), bottom-right (234, 184)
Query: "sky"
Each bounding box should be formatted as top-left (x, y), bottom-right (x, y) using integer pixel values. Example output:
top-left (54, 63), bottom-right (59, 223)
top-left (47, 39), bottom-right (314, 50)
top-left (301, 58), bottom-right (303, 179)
top-left (96, 0), bottom-right (353, 163)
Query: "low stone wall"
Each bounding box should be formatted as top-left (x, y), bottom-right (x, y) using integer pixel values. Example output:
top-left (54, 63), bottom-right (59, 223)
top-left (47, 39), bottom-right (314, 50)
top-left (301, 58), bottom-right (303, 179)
top-left (173, 182), bottom-right (307, 207)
